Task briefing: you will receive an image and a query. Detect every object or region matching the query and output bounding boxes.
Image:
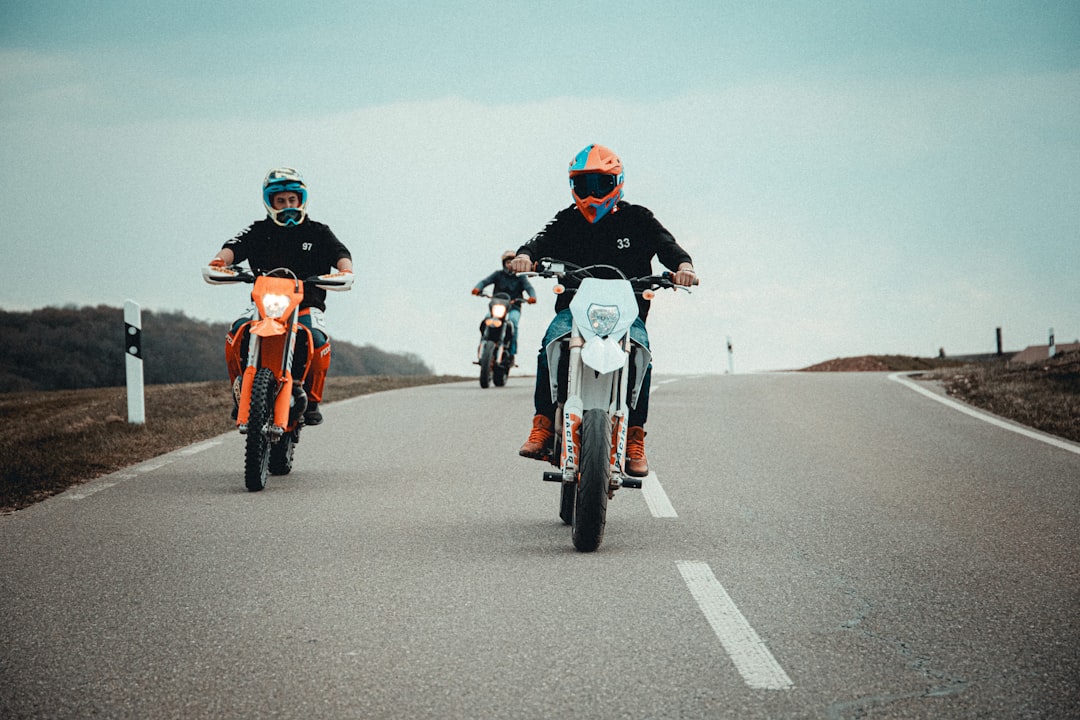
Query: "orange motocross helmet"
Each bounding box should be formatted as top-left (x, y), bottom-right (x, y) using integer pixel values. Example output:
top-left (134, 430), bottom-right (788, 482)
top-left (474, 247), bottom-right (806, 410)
top-left (568, 144), bottom-right (624, 223)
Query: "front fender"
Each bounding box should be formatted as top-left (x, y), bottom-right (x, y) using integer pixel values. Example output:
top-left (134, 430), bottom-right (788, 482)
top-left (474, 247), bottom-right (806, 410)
top-left (482, 321), bottom-right (506, 343)
top-left (250, 318), bottom-right (287, 337)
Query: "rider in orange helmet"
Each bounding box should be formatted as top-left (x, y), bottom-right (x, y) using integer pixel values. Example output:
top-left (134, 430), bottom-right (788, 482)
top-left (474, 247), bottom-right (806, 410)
top-left (510, 144), bottom-right (697, 477)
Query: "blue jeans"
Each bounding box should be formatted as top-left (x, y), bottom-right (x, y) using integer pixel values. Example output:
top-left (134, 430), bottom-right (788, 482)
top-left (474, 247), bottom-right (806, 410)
top-left (533, 309), bottom-right (652, 427)
top-left (507, 306), bottom-right (521, 355)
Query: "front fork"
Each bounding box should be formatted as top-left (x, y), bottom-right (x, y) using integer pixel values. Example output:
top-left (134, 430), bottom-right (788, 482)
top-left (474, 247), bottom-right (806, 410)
top-left (236, 334), bottom-right (260, 429)
top-left (560, 337), bottom-right (584, 482)
top-left (559, 333), bottom-right (632, 495)
top-left (236, 316), bottom-right (299, 435)
top-left (481, 324), bottom-right (509, 365)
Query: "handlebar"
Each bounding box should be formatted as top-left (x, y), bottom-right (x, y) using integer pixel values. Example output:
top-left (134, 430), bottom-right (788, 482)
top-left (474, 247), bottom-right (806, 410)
top-left (202, 264), bottom-right (353, 291)
top-left (523, 258), bottom-right (697, 293)
top-left (475, 292), bottom-right (531, 306)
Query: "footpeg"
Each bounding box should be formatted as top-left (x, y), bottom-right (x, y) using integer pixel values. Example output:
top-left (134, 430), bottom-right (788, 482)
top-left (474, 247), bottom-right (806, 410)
top-left (619, 476), bottom-right (643, 489)
top-left (542, 471), bottom-right (563, 483)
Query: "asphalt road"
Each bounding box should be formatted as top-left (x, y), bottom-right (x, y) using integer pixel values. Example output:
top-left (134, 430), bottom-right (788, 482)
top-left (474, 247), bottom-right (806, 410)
top-left (2, 373), bottom-right (1078, 719)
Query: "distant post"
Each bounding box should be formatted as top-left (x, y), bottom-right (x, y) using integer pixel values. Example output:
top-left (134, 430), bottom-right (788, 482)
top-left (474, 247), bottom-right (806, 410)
top-left (1049, 327), bottom-right (1056, 358)
top-left (995, 327), bottom-right (1003, 356)
top-left (726, 336), bottom-right (734, 375)
top-left (124, 300), bottom-right (145, 425)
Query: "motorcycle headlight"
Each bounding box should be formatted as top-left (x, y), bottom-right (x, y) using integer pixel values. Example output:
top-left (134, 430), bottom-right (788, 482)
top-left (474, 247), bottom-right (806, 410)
top-left (491, 304), bottom-right (508, 319)
top-left (587, 304), bottom-right (620, 336)
top-left (262, 293), bottom-right (291, 319)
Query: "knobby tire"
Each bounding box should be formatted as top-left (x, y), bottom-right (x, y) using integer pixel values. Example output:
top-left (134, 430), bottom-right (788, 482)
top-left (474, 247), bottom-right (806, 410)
top-left (269, 430), bottom-right (295, 476)
top-left (244, 368), bottom-right (274, 492)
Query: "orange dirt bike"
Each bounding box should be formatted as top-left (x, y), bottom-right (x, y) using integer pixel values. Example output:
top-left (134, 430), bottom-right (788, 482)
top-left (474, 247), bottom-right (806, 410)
top-left (202, 264), bottom-right (353, 491)
top-left (523, 258), bottom-right (694, 552)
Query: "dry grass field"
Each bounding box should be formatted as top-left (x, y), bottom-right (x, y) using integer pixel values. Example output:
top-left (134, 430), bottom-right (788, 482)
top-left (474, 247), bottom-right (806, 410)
top-left (1, 375), bottom-right (469, 512)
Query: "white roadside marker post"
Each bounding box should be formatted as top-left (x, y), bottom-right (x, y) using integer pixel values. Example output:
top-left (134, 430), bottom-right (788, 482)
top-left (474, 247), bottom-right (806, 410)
top-left (124, 300), bottom-right (145, 425)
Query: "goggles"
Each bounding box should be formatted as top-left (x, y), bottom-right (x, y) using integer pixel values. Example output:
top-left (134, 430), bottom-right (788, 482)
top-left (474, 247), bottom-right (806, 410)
top-left (571, 173), bottom-right (619, 199)
top-left (275, 207), bottom-right (304, 226)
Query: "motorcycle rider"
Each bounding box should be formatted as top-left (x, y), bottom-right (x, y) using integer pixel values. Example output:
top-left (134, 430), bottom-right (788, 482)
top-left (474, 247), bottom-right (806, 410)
top-left (510, 144), bottom-right (697, 477)
top-left (471, 250), bottom-right (537, 357)
top-left (207, 167), bottom-right (353, 426)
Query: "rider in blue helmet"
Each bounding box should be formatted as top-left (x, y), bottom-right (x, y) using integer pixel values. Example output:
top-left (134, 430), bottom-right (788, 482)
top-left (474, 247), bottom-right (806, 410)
top-left (208, 167), bottom-right (353, 426)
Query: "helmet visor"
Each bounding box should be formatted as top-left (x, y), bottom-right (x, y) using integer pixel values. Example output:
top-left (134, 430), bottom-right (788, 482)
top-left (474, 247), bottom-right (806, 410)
top-left (571, 173), bottom-right (619, 199)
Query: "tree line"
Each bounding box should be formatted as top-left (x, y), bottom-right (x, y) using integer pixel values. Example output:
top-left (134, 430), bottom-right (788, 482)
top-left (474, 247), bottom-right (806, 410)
top-left (0, 305), bottom-right (431, 393)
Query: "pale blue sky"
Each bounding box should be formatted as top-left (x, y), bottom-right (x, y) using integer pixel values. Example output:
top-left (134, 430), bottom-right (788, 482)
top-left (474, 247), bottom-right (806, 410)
top-left (2, 1), bottom-right (1078, 374)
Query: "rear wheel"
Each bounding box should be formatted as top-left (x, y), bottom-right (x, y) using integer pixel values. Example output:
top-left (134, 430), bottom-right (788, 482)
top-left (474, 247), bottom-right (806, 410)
top-left (559, 483), bottom-right (574, 525)
top-left (478, 341), bottom-right (495, 388)
top-left (269, 429), bottom-right (296, 475)
top-left (572, 409), bottom-right (610, 552)
top-left (244, 368), bottom-right (275, 492)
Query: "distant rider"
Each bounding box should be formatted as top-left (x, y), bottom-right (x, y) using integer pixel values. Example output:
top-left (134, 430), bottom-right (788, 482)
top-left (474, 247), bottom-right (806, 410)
top-left (510, 144), bottom-right (697, 477)
top-left (207, 167), bottom-right (353, 426)
top-left (471, 250), bottom-right (537, 357)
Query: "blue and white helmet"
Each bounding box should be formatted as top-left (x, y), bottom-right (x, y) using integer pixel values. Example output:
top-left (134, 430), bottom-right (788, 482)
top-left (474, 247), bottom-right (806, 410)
top-left (262, 167), bottom-right (308, 226)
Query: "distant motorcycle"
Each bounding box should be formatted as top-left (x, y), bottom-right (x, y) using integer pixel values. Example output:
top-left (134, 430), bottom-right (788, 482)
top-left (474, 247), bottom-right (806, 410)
top-left (202, 264), bottom-right (352, 491)
top-left (474, 292), bottom-right (527, 388)
top-left (524, 258), bottom-right (693, 552)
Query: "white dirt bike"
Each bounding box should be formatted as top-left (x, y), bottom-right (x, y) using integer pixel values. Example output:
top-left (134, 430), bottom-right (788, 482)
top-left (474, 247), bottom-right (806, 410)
top-left (525, 258), bottom-right (693, 552)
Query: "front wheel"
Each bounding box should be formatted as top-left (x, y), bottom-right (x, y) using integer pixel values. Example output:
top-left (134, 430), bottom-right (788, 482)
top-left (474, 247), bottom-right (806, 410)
top-left (244, 368), bottom-right (275, 492)
top-left (478, 340), bottom-right (495, 388)
top-left (572, 409), bottom-right (610, 552)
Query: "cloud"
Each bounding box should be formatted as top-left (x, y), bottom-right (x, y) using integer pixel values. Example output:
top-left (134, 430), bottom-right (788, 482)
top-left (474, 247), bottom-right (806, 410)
top-left (2, 68), bottom-right (1077, 373)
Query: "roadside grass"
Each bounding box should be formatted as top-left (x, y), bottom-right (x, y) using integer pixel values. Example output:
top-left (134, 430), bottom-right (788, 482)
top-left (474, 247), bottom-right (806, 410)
top-left (0, 375), bottom-right (468, 513)
top-left (925, 350), bottom-right (1080, 444)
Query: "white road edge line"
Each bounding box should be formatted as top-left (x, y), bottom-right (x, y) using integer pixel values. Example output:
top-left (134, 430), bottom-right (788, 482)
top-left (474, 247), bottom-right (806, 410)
top-left (62, 439), bottom-right (226, 501)
top-left (888, 372), bottom-right (1080, 456)
top-left (178, 440), bottom-right (221, 456)
top-left (677, 560), bottom-right (795, 691)
top-left (642, 474), bottom-right (678, 517)
top-left (64, 482), bottom-right (119, 500)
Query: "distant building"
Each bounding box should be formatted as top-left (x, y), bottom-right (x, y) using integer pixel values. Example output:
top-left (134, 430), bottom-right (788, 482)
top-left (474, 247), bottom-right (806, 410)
top-left (1011, 342), bottom-right (1080, 364)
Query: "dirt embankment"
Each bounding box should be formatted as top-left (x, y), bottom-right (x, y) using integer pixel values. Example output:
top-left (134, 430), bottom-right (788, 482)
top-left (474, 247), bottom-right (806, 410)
top-left (800, 355), bottom-right (967, 372)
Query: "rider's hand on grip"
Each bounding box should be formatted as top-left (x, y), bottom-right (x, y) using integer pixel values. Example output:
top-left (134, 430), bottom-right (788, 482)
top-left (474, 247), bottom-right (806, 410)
top-left (316, 270), bottom-right (354, 292)
top-left (203, 259), bottom-right (239, 284)
top-left (527, 296), bottom-right (537, 304)
top-left (509, 254), bottom-right (535, 275)
top-left (673, 266), bottom-right (699, 287)
top-left (472, 288), bottom-right (481, 295)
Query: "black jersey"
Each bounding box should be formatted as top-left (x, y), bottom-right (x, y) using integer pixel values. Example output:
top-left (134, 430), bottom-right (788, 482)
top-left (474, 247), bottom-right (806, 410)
top-left (472, 269), bottom-right (536, 301)
top-left (223, 218), bottom-right (352, 311)
top-left (516, 202), bottom-right (692, 319)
